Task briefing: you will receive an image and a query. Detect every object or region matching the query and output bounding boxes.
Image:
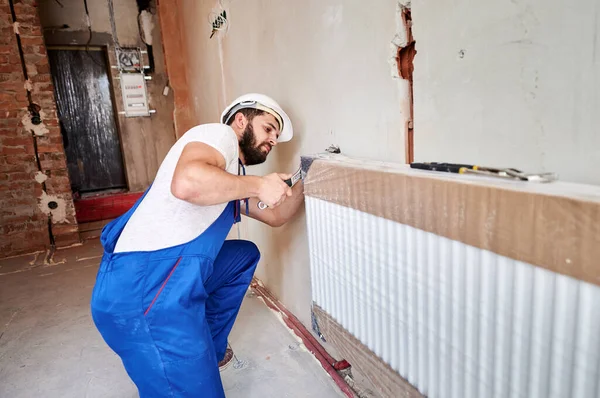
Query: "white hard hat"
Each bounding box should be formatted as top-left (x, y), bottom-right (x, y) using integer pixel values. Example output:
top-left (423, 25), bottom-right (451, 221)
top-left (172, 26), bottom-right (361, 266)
top-left (221, 93), bottom-right (293, 143)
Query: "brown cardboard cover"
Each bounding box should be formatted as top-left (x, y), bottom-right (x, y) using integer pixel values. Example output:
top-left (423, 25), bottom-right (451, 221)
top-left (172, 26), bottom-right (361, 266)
top-left (303, 155), bottom-right (600, 287)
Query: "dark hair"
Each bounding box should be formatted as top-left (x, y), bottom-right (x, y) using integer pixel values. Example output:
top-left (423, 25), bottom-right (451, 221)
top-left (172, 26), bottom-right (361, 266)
top-left (226, 108), bottom-right (266, 126)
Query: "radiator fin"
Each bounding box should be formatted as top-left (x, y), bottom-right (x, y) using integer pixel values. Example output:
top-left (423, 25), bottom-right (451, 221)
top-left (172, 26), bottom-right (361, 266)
top-left (306, 197), bottom-right (600, 398)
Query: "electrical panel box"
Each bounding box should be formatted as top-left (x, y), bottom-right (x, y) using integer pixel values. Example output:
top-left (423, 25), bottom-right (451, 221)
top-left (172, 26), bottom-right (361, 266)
top-left (120, 72), bottom-right (150, 117)
top-left (116, 47), bottom-right (143, 72)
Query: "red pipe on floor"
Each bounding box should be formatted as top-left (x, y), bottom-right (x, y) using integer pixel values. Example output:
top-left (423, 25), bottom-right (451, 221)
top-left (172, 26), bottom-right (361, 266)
top-left (250, 280), bottom-right (357, 398)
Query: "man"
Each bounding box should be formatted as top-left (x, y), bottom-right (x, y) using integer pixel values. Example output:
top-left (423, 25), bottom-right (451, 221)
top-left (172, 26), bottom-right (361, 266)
top-left (90, 93), bottom-right (304, 397)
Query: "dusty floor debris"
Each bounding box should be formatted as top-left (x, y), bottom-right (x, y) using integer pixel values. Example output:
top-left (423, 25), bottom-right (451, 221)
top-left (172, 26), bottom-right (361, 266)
top-left (0, 239), bottom-right (346, 398)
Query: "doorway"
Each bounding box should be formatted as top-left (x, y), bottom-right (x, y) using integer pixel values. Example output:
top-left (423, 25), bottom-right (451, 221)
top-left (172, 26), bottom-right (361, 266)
top-left (47, 46), bottom-right (126, 195)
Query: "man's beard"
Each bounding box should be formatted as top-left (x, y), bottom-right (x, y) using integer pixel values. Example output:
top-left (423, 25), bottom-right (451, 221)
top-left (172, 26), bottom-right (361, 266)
top-left (239, 123), bottom-right (271, 166)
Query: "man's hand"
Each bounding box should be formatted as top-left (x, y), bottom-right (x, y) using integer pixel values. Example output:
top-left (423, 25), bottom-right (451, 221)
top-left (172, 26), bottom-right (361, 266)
top-left (257, 173), bottom-right (293, 208)
top-left (242, 179), bottom-right (304, 227)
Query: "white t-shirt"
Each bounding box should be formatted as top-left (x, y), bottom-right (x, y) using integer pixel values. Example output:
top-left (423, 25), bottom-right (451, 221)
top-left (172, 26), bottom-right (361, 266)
top-left (113, 123), bottom-right (239, 253)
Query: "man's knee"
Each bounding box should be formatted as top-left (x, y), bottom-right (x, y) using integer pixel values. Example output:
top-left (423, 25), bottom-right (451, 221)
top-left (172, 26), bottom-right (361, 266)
top-left (237, 240), bottom-right (260, 261)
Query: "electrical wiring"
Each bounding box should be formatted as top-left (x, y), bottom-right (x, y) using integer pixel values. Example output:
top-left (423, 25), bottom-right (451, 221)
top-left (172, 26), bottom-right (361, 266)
top-left (208, 0), bottom-right (230, 38)
top-left (82, 0), bottom-right (103, 67)
top-left (107, 0), bottom-right (120, 49)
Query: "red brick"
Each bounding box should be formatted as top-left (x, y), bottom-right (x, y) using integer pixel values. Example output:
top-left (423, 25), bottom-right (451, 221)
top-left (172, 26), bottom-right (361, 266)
top-left (31, 73), bottom-right (50, 82)
top-left (5, 231), bottom-right (50, 252)
top-left (0, 62), bottom-right (21, 73)
top-left (51, 223), bottom-right (78, 235)
top-left (0, 100), bottom-right (24, 112)
top-left (20, 36), bottom-right (44, 46)
top-left (13, 3), bottom-right (36, 15)
top-left (36, 142), bottom-right (64, 153)
top-left (0, 159), bottom-right (37, 173)
top-left (33, 82), bottom-right (53, 93)
top-left (25, 63), bottom-right (36, 75)
top-left (15, 13), bottom-right (37, 23)
top-left (0, 197), bottom-right (37, 209)
top-left (46, 177), bottom-right (71, 194)
top-left (0, 120), bottom-right (23, 130)
top-left (15, 90), bottom-right (27, 101)
top-left (0, 44), bottom-right (14, 54)
top-left (1, 208), bottom-right (28, 220)
top-left (1, 26), bottom-right (12, 36)
top-left (0, 72), bottom-right (22, 82)
top-left (1, 136), bottom-right (31, 146)
top-left (1, 244), bottom-right (47, 258)
top-left (1, 153), bottom-right (33, 163)
top-left (36, 63), bottom-right (49, 74)
top-left (1, 81), bottom-right (26, 92)
top-left (0, 220), bottom-right (47, 236)
top-left (23, 52), bottom-right (42, 63)
top-left (53, 231), bottom-right (81, 247)
top-left (50, 135), bottom-right (64, 145)
top-left (49, 168), bottom-right (69, 178)
top-left (40, 154), bottom-right (66, 170)
top-left (46, 126), bottom-right (61, 136)
top-left (22, 45), bottom-right (46, 55)
top-left (31, 90), bottom-right (53, 103)
top-left (3, 110), bottom-right (20, 119)
top-left (44, 118), bottom-right (58, 126)
top-left (0, 92), bottom-right (14, 101)
top-left (39, 102), bottom-right (55, 111)
top-left (0, 35), bottom-right (15, 45)
top-left (17, 25), bottom-right (42, 36)
top-left (1, 196), bottom-right (42, 210)
top-left (0, 117), bottom-right (25, 129)
top-left (0, 145), bottom-right (33, 155)
top-left (35, 56), bottom-right (48, 66)
top-left (0, 178), bottom-right (36, 190)
top-left (7, 171), bottom-right (34, 181)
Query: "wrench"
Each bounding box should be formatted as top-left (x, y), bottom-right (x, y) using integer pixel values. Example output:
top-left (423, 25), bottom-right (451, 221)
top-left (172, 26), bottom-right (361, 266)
top-left (257, 167), bottom-right (302, 210)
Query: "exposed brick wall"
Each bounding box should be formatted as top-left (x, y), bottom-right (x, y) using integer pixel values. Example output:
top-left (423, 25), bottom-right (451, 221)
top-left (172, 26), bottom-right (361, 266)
top-left (0, 0), bottom-right (79, 258)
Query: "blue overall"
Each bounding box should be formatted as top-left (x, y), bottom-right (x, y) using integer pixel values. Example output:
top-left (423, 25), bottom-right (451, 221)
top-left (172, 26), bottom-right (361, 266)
top-left (90, 188), bottom-right (260, 397)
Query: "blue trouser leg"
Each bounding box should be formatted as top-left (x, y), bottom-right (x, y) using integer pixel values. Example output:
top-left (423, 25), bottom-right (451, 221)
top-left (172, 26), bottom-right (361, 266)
top-left (92, 254), bottom-right (226, 398)
top-left (204, 240), bottom-right (261, 360)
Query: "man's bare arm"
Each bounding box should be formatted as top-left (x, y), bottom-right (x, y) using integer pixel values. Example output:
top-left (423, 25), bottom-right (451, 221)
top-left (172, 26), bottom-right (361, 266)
top-left (171, 142), bottom-right (291, 207)
top-left (241, 181), bottom-right (305, 227)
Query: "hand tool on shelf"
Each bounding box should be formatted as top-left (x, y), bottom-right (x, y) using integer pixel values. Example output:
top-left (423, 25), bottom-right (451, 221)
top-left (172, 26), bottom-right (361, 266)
top-left (410, 162), bottom-right (557, 183)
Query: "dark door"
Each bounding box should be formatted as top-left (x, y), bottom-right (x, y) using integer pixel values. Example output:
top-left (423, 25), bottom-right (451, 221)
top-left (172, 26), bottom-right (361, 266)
top-left (48, 48), bottom-right (126, 194)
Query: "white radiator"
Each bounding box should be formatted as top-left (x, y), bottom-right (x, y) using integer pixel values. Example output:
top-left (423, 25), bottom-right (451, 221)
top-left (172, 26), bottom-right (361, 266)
top-left (303, 158), bottom-right (600, 398)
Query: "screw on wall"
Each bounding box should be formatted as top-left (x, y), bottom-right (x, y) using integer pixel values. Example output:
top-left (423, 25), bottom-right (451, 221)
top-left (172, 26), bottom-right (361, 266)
top-left (28, 103), bottom-right (42, 125)
top-left (209, 10), bottom-right (227, 38)
top-left (48, 201), bottom-right (59, 210)
top-left (458, 49), bottom-right (466, 59)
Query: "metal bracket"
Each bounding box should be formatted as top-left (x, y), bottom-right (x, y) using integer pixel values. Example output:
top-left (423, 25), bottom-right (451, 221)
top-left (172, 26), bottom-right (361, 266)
top-left (311, 307), bottom-right (326, 342)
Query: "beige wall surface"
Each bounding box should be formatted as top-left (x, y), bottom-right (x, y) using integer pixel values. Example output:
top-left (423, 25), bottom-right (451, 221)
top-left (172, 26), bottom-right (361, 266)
top-left (178, 0), bottom-right (409, 326)
top-left (411, 0), bottom-right (600, 186)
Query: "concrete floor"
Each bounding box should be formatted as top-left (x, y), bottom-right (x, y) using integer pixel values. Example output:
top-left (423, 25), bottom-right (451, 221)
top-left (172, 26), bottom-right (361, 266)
top-left (0, 239), bottom-right (345, 398)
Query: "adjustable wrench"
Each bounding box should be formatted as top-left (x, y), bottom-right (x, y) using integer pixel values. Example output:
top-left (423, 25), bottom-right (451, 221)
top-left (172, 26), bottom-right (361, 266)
top-left (257, 167), bottom-right (303, 210)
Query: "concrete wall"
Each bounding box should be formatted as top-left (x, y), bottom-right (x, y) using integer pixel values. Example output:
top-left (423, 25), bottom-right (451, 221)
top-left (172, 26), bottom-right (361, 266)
top-left (38, 0), bottom-right (176, 192)
top-left (411, 0), bottom-right (600, 186)
top-left (176, 0), bottom-right (409, 326)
